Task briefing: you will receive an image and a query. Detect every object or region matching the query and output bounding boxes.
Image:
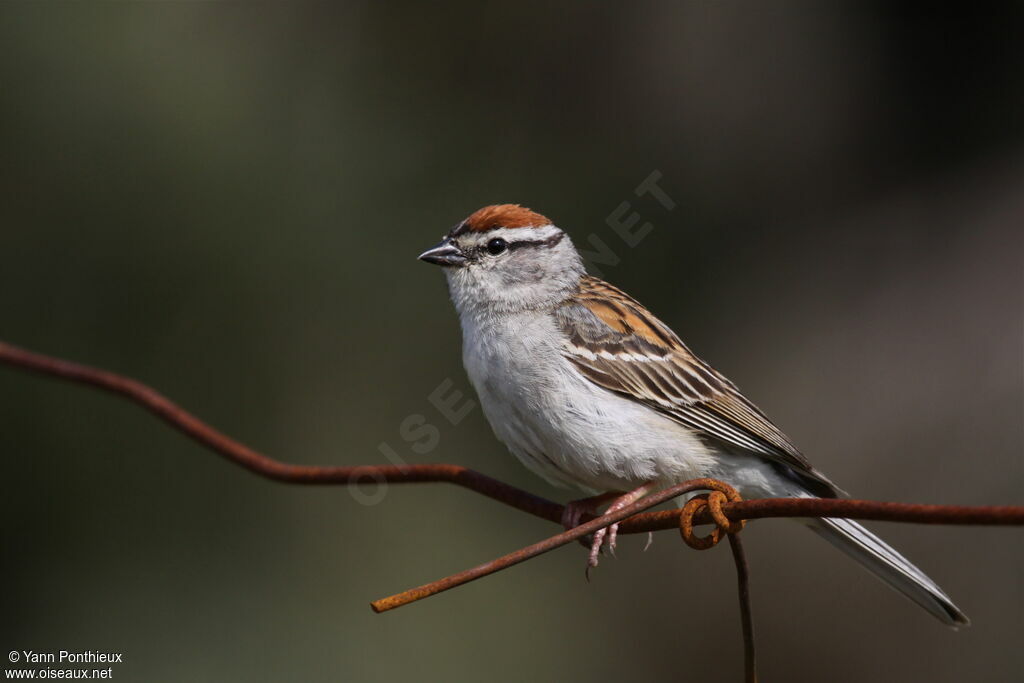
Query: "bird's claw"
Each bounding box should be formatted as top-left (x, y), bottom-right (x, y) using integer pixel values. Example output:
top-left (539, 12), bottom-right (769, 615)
top-left (586, 521), bottom-right (620, 572)
top-left (574, 483), bottom-right (655, 576)
top-left (563, 493), bottom-right (619, 550)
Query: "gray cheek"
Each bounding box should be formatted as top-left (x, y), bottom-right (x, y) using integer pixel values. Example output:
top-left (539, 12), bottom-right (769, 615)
top-left (497, 255), bottom-right (546, 286)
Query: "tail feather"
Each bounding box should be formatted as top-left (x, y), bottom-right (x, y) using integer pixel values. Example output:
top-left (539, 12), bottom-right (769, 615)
top-left (808, 517), bottom-right (969, 627)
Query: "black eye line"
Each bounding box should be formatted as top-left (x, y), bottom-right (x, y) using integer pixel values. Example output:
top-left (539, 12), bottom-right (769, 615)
top-left (461, 230), bottom-right (565, 260)
top-left (504, 231), bottom-right (564, 252)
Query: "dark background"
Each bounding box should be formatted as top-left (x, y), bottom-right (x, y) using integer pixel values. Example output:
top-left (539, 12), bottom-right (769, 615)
top-left (2, 3), bottom-right (1022, 681)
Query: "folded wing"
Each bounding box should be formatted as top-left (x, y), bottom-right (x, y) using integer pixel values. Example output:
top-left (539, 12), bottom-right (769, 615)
top-left (557, 276), bottom-right (837, 494)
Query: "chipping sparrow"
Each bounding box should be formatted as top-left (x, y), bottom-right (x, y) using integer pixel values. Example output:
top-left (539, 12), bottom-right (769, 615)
top-left (419, 203), bottom-right (967, 626)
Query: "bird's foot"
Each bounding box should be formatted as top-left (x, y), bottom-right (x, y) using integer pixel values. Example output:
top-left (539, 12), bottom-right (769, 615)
top-left (582, 482), bottom-right (657, 577)
top-left (561, 491), bottom-right (622, 532)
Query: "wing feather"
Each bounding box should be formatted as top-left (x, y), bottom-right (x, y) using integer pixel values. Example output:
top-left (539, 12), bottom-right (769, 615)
top-left (558, 276), bottom-right (835, 490)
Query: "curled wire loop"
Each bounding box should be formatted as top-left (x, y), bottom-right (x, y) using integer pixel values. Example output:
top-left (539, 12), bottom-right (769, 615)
top-left (680, 479), bottom-right (746, 550)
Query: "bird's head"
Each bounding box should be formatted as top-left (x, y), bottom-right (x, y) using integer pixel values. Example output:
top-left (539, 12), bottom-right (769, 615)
top-left (419, 204), bottom-right (584, 315)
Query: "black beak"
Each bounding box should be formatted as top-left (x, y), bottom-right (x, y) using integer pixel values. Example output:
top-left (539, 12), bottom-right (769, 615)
top-left (418, 237), bottom-right (467, 267)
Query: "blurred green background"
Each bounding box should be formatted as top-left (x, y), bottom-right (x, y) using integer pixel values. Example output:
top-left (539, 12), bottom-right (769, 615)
top-left (2, 2), bottom-right (1022, 681)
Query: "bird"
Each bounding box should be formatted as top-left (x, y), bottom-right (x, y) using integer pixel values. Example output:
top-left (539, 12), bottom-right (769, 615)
top-left (417, 203), bottom-right (968, 626)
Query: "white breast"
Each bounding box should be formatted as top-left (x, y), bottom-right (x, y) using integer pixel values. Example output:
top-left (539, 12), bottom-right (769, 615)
top-left (459, 309), bottom-right (717, 493)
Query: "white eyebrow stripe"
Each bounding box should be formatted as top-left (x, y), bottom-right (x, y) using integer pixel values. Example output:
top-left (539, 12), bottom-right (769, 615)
top-left (461, 224), bottom-right (561, 247)
top-left (499, 224), bottom-right (560, 241)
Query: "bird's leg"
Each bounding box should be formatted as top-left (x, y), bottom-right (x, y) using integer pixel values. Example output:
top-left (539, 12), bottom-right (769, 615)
top-left (561, 491), bottom-right (623, 530)
top-left (562, 491), bottom-right (624, 549)
top-left (587, 482), bottom-right (657, 574)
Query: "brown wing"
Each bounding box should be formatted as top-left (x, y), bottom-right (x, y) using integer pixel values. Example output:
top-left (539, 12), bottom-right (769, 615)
top-left (558, 276), bottom-right (836, 491)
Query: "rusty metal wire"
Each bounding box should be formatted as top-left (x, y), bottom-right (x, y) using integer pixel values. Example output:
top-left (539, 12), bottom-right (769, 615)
top-left (727, 533), bottom-right (757, 683)
top-left (3, 339), bottom-right (1023, 683)
top-left (2, 341), bottom-right (1019, 528)
top-left (369, 478), bottom-right (735, 612)
top-left (366, 477), bottom-right (762, 681)
top-left (679, 478), bottom-right (746, 550)
top-left (677, 480), bottom-right (755, 681)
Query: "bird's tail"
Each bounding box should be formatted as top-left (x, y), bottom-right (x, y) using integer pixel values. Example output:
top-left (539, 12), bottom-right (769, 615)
top-left (807, 516), bottom-right (969, 627)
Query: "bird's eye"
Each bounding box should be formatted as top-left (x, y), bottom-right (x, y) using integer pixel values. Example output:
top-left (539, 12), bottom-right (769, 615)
top-left (486, 238), bottom-right (508, 255)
